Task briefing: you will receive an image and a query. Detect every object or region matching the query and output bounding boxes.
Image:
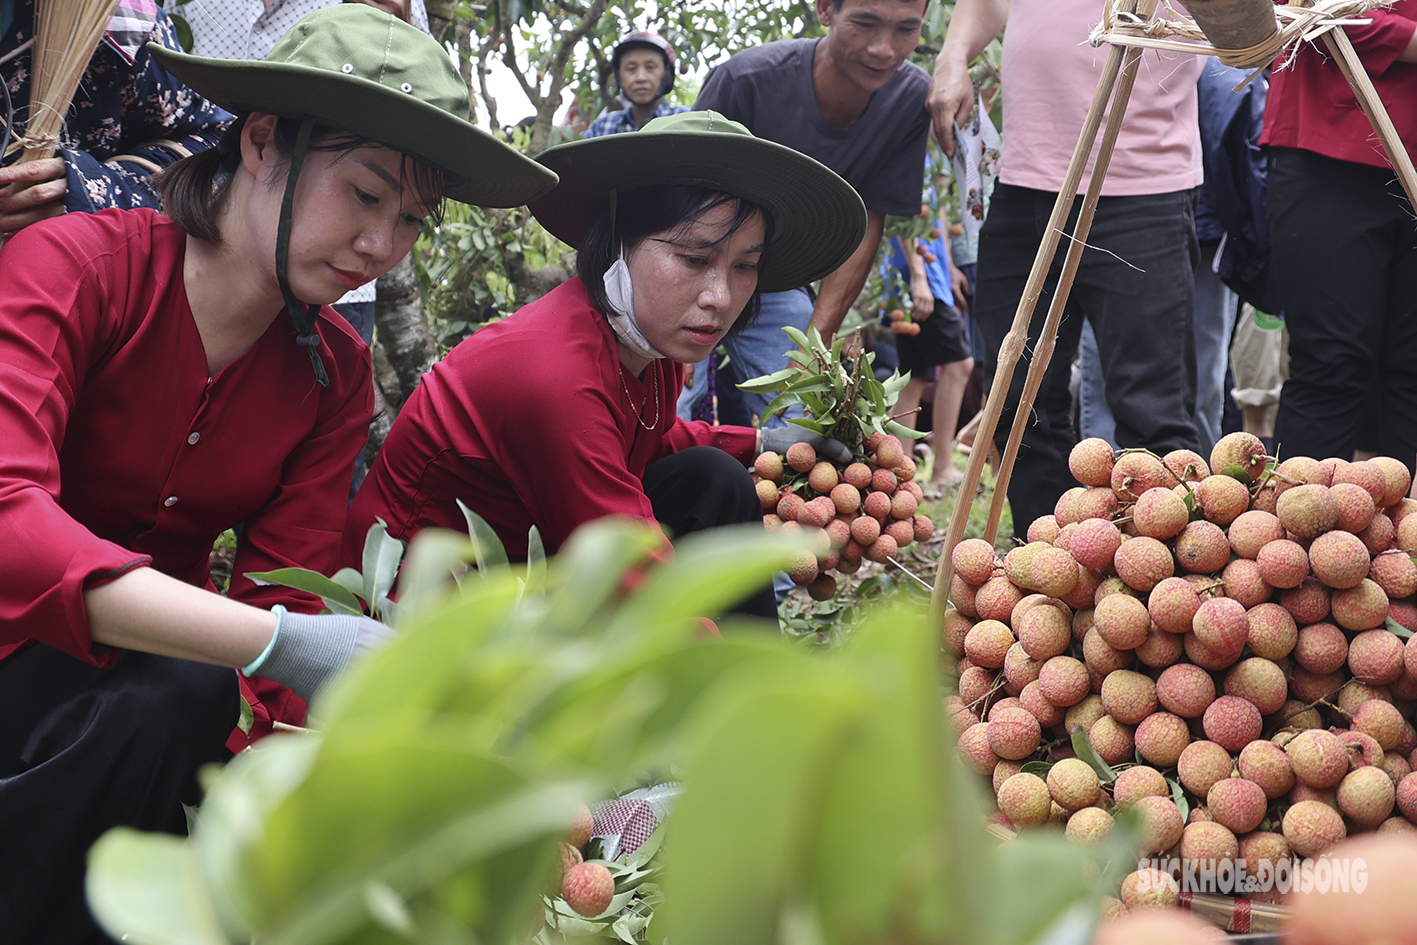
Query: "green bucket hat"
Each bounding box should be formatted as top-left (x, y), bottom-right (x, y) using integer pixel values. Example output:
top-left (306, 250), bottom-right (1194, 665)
top-left (529, 111), bottom-right (867, 294)
top-left (148, 4), bottom-right (556, 208)
top-left (149, 5), bottom-right (558, 385)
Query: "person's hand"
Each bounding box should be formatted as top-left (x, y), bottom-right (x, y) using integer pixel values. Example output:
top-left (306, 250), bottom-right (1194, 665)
top-left (684, 362), bottom-right (696, 390)
top-left (910, 271), bottom-right (935, 322)
top-left (926, 65), bottom-right (974, 158)
top-left (950, 264), bottom-right (971, 312)
top-left (760, 426), bottom-right (853, 464)
top-left (244, 606), bottom-right (396, 703)
top-left (346, 0), bottom-right (412, 22)
top-left (0, 157), bottom-right (67, 237)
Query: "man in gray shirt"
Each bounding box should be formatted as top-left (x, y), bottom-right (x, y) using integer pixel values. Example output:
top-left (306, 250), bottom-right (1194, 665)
top-left (695, 0), bottom-right (931, 425)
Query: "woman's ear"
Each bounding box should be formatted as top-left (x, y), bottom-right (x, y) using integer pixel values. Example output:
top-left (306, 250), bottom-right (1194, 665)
top-left (239, 113), bottom-right (282, 181)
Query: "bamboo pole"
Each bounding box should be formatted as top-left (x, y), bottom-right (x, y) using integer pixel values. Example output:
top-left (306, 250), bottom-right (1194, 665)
top-left (928, 1), bottom-right (1143, 619)
top-left (982, 2), bottom-right (1161, 542)
top-left (1320, 27), bottom-right (1417, 210)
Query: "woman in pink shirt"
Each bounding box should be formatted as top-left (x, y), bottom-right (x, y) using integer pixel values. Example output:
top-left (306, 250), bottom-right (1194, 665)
top-left (346, 111), bottom-right (864, 620)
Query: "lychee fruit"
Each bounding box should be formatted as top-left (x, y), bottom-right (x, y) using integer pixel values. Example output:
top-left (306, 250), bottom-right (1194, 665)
top-left (1282, 577), bottom-right (1332, 623)
top-left (1093, 592), bottom-right (1152, 650)
top-left (1112, 765), bottom-right (1170, 809)
top-left (1134, 623), bottom-right (1185, 668)
top-left (1223, 657), bottom-right (1289, 715)
top-left (1348, 628), bottom-right (1406, 685)
top-left (988, 706), bottom-right (1043, 760)
top-left (1111, 451), bottom-right (1171, 502)
top-left (807, 573), bottom-right (838, 601)
top-left (1309, 529), bottom-right (1371, 589)
top-left (1206, 776), bottom-right (1268, 834)
top-left (1352, 698), bottom-right (1406, 751)
top-left (1277, 483), bottom-right (1340, 539)
top-left (1197, 474), bottom-right (1251, 526)
top-left (1282, 799), bottom-right (1347, 857)
top-left (1026, 514), bottom-right (1061, 544)
top-left (1038, 655), bottom-right (1091, 707)
top-left (1178, 740), bottom-right (1236, 796)
top-left (1192, 596), bottom-right (1249, 657)
top-left (1331, 480), bottom-right (1378, 533)
top-left (755, 479), bottom-right (780, 510)
top-left (1064, 806), bottom-right (1114, 843)
top-left (975, 575), bottom-right (1026, 623)
top-left (1368, 550), bottom-right (1417, 600)
top-left (1220, 558), bottom-right (1272, 608)
top-left (1075, 486), bottom-right (1121, 522)
top-left (1070, 518), bottom-right (1124, 571)
top-left (958, 722), bottom-right (1000, 775)
top-left (951, 537), bottom-right (996, 585)
top-left (1133, 487), bottom-right (1190, 540)
top-left (1253, 538), bottom-right (1308, 590)
top-left (1030, 547), bottom-right (1080, 598)
top-left (1135, 710), bottom-right (1191, 767)
top-left (1119, 868), bottom-right (1180, 910)
top-left (786, 549), bottom-right (819, 586)
top-left (1100, 669), bottom-right (1159, 725)
top-left (1181, 820), bottom-right (1241, 867)
top-left (1210, 432), bottom-right (1268, 482)
top-left (1369, 456), bottom-right (1413, 506)
top-left (1069, 437), bottom-right (1115, 487)
top-left (1238, 739), bottom-right (1295, 798)
top-left (870, 467), bottom-right (898, 495)
top-left (561, 861), bottom-right (616, 917)
top-left (1084, 627), bottom-right (1134, 675)
top-left (1175, 520), bottom-right (1231, 574)
top-left (1113, 536), bottom-right (1176, 592)
top-left (1090, 714), bottom-right (1136, 765)
top-left (874, 435), bottom-right (906, 470)
top-left (1017, 602), bottom-right (1073, 661)
top-left (1331, 578), bottom-right (1390, 631)
top-left (862, 490), bottom-right (892, 521)
top-left (785, 441), bottom-right (816, 472)
top-left (1147, 576), bottom-right (1202, 635)
top-left (1295, 622), bottom-right (1349, 675)
top-left (1246, 601), bottom-right (1299, 660)
top-left (997, 772), bottom-right (1052, 827)
top-left (1047, 757), bottom-right (1102, 811)
top-left (1134, 795), bottom-right (1185, 853)
top-left (1163, 448), bottom-right (1211, 483)
top-left (1201, 694), bottom-right (1263, 752)
top-left (1156, 662), bottom-right (1217, 718)
top-left (1286, 729), bottom-right (1349, 788)
top-left (843, 462), bottom-right (872, 489)
top-left (754, 451), bottom-right (785, 482)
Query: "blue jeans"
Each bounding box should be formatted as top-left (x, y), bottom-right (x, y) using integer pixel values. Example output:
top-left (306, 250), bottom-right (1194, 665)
top-left (676, 355), bottom-right (712, 422)
top-left (1078, 239), bottom-right (1237, 455)
top-left (720, 288), bottom-right (813, 429)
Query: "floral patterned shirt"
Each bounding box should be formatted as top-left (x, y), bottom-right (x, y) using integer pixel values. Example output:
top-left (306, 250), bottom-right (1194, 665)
top-left (1, 0), bottom-right (231, 215)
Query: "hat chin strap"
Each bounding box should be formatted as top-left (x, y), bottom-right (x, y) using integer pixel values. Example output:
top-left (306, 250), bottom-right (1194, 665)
top-left (275, 116), bottom-right (330, 388)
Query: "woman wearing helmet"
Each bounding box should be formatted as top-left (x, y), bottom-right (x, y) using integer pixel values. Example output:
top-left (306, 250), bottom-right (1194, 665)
top-left (344, 110), bottom-right (865, 621)
top-left (583, 31), bottom-right (688, 137)
top-left (0, 7), bottom-right (554, 941)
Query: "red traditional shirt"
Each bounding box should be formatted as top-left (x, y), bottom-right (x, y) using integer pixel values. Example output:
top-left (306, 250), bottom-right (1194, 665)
top-left (0, 209), bottom-right (374, 740)
top-left (345, 277), bottom-right (758, 562)
top-left (1260, 0), bottom-right (1417, 169)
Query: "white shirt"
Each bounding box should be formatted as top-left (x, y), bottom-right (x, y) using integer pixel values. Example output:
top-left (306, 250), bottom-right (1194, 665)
top-left (181, 0), bottom-right (431, 305)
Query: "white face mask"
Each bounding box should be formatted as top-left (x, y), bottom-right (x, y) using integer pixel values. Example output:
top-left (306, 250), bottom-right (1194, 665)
top-left (602, 253), bottom-right (665, 362)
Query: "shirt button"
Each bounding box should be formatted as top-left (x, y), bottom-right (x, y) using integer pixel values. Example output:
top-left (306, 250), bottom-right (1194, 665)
top-left (187, 432), bottom-right (200, 445)
top-left (164, 496), bottom-right (178, 507)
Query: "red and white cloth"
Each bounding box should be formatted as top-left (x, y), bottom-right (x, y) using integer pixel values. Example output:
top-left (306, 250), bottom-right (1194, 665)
top-left (591, 783), bottom-right (682, 860)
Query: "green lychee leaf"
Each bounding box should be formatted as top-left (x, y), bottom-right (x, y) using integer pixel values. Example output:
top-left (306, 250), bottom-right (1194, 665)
top-left (1219, 464), bottom-right (1252, 485)
top-left (1020, 760), bottom-right (1054, 777)
top-left (1069, 728), bottom-right (1118, 784)
top-left (1167, 777), bottom-right (1190, 824)
top-left (736, 367), bottom-right (797, 393)
top-left (1383, 616), bottom-right (1414, 640)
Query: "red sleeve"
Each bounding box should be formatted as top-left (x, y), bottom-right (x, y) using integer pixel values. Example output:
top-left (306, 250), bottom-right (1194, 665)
top-left (0, 220), bottom-right (151, 665)
top-left (657, 419), bottom-right (759, 465)
top-left (1342, 11), bottom-right (1417, 78)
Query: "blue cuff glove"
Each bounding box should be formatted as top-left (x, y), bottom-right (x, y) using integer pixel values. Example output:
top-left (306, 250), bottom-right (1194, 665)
top-left (760, 427), bottom-right (853, 465)
top-left (244, 605), bottom-right (395, 703)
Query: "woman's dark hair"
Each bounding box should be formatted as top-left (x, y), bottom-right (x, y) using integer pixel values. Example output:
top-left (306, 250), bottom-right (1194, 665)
top-left (153, 114), bottom-right (450, 241)
top-left (577, 184), bottom-right (773, 335)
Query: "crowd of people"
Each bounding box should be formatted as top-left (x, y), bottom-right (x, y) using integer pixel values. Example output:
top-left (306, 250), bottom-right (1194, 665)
top-left (0, 0), bottom-right (1413, 939)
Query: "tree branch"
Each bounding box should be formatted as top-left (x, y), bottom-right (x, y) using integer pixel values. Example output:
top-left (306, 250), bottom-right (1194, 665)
top-left (496, 0), bottom-right (543, 110)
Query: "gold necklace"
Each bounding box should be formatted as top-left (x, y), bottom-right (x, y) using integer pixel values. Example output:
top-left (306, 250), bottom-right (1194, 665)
top-left (619, 364), bottom-right (661, 431)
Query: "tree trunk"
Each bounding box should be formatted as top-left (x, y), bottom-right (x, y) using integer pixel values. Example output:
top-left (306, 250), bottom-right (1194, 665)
top-left (425, 0), bottom-right (455, 39)
top-left (374, 252), bottom-right (439, 413)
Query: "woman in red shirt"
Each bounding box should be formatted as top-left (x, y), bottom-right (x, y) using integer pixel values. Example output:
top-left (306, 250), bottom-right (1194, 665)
top-left (0, 8), bottom-right (555, 942)
top-left (1262, 3), bottom-right (1417, 467)
top-left (346, 111), bottom-right (865, 620)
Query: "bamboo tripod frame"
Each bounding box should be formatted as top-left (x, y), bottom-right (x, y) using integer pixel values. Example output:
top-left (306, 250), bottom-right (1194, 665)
top-left (928, 0), bottom-right (1417, 620)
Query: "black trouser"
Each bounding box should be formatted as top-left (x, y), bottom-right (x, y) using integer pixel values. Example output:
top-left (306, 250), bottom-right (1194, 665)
top-left (0, 647), bottom-right (239, 944)
top-left (974, 183), bottom-right (1202, 536)
top-left (1269, 147), bottom-right (1417, 469)
top-left (642, 446), bottom-right (777, 622)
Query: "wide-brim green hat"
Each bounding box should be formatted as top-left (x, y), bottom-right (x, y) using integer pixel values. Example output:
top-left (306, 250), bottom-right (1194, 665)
top-left (148, 5), bottom-right (556, 207)
top-left (530, 111), bottom-right (866, 294)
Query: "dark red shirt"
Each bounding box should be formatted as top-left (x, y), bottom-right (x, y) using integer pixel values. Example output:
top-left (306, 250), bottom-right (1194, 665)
top-left (1260, 0), bottom-right (1417, 169)
top-left (346, 278), bottom-right (758, 562)
top-left (0, 209), bottom-right (374, 736)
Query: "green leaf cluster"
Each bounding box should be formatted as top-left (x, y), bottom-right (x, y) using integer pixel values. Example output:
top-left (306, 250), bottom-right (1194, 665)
top-left (739, 325), bottom-right (923, 451)
top-left (89, 518), bottom-right (1114, 945)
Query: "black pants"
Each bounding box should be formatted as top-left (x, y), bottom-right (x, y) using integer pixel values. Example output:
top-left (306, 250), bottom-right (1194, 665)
top-left (0, 647), bottom-right (239, 944)
top-left (1269, 147), bottom-right (1417, 469)
top-left (974, 183), bottom-right (1202, 536)
top-left (642, 446), bottom-right (777, 622)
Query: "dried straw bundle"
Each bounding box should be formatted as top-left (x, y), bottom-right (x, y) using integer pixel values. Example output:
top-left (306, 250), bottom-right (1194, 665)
top-left (3, 0), bottom-right (122, 164)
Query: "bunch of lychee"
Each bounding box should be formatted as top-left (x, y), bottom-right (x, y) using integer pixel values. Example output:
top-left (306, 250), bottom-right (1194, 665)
top-left (556, 803), bottom-right (616, 918)
top-left (944, 432), bottom-right (1417, 914)
top-left (755, 431), bottom-right (935, 600)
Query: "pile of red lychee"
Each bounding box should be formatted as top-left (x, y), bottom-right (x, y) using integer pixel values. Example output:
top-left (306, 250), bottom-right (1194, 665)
top-left (944, 432), bottom-right (1417, 916)
top-left (754, 432), bottom-right (935, 600)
